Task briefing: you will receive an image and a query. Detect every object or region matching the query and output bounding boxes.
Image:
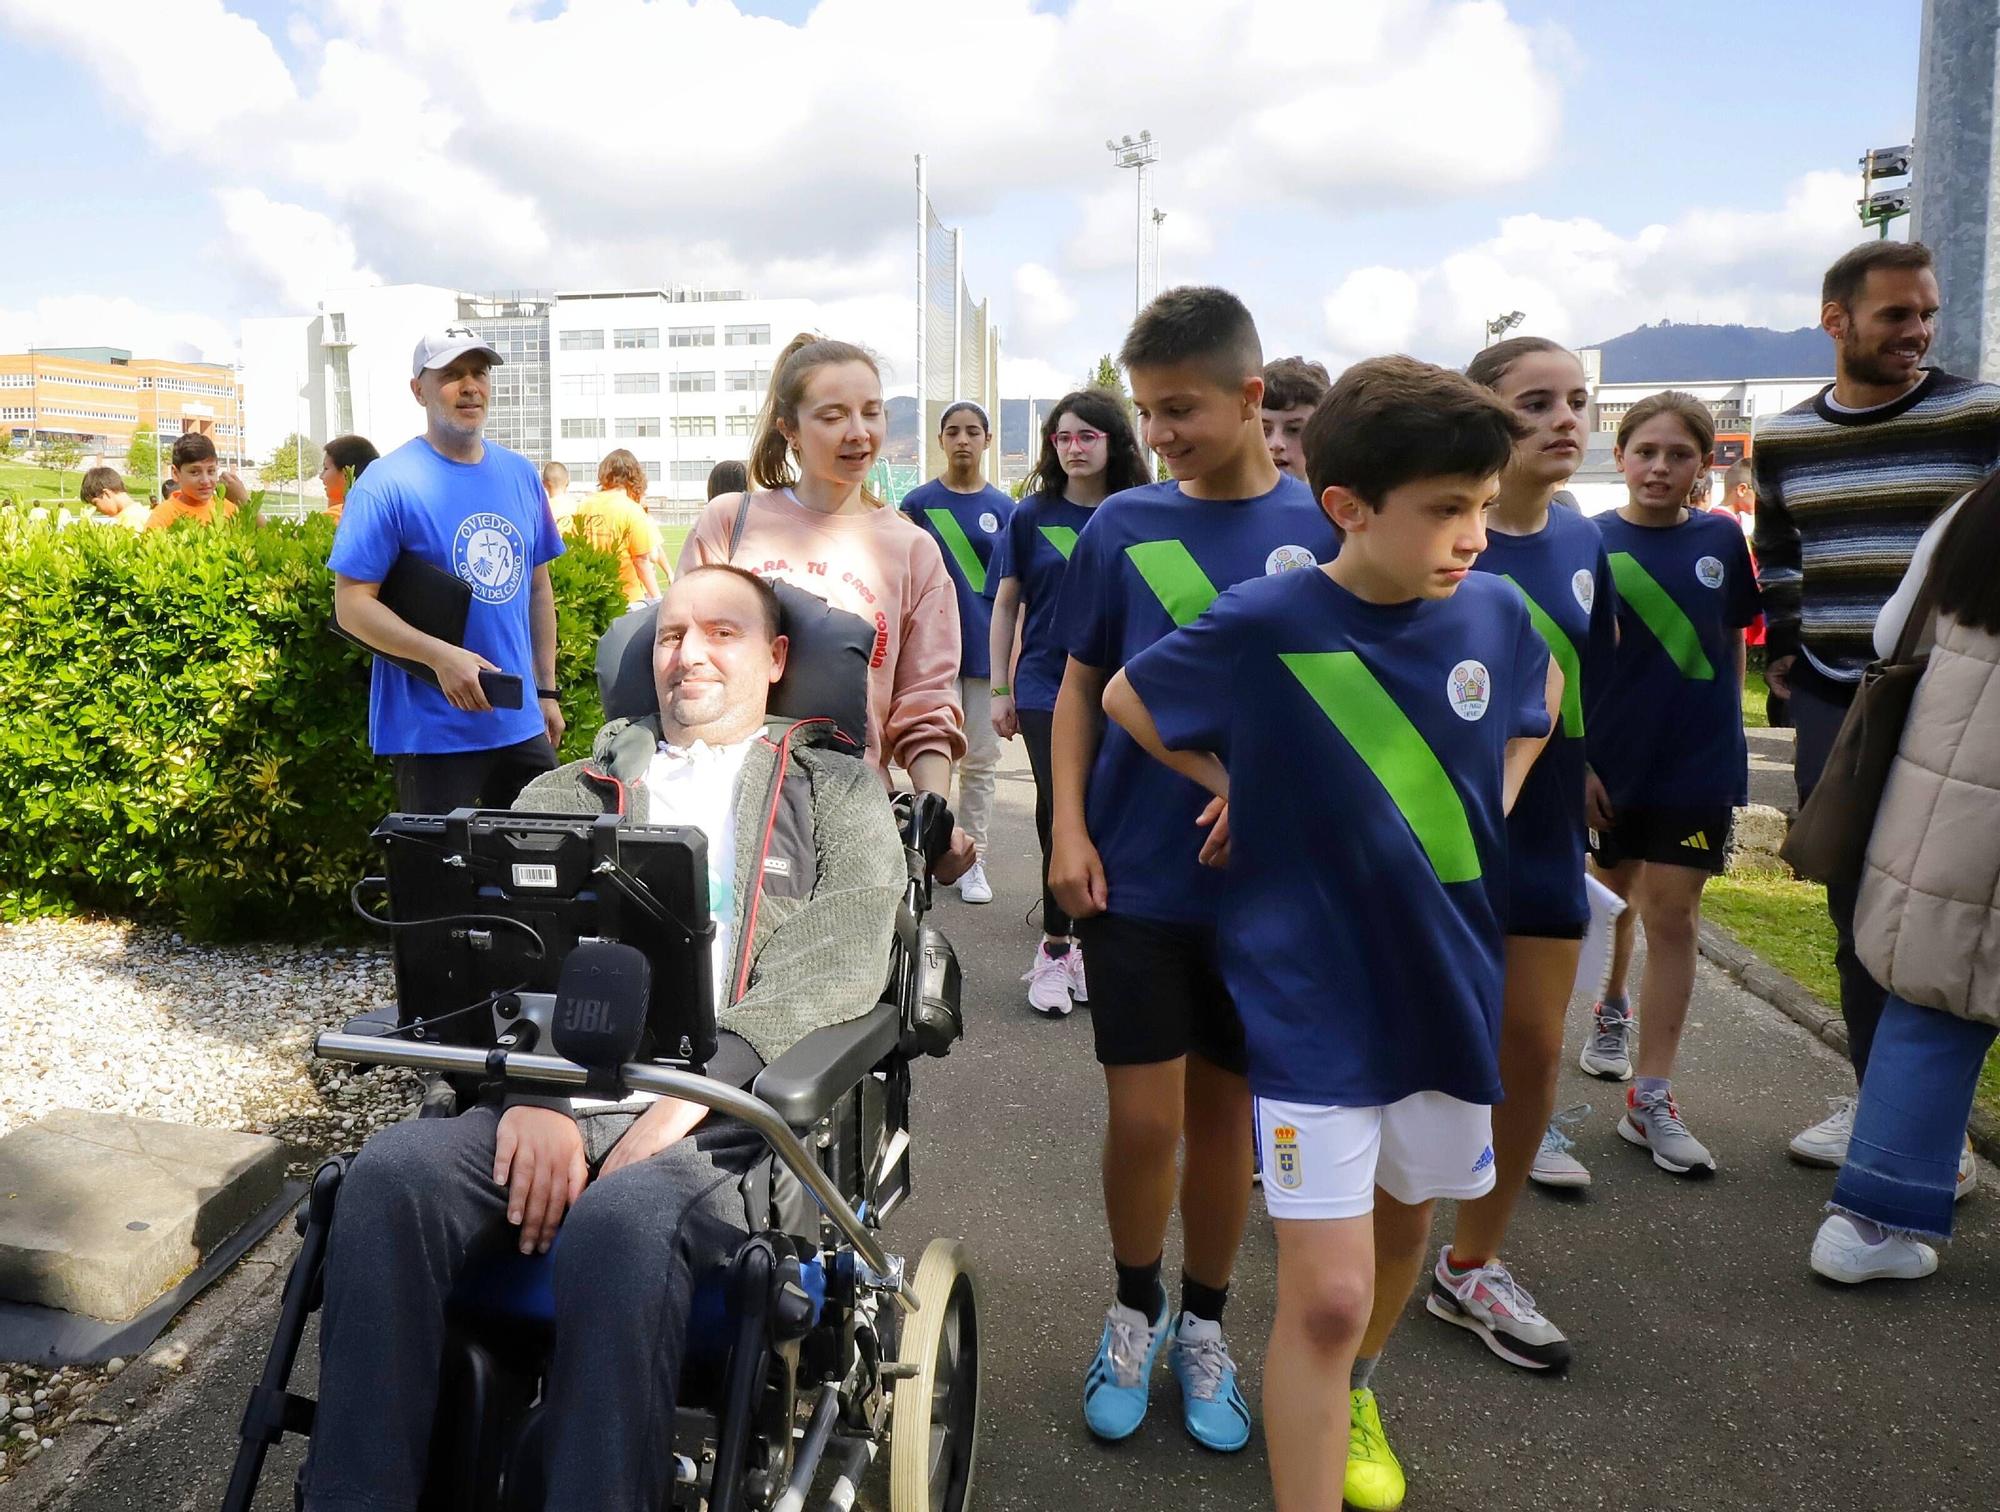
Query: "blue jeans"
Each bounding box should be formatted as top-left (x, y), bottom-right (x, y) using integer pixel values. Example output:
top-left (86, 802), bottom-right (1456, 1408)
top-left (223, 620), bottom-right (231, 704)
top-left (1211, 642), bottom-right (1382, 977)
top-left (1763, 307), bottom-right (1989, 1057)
top-left (1830, 994), bottom-right (1995, 1240)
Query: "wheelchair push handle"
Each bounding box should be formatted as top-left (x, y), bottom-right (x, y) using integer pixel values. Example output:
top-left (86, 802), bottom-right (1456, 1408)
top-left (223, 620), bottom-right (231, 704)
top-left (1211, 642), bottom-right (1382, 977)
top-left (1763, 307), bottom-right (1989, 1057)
top-left (312, 1030), bottom-right (920, 1313)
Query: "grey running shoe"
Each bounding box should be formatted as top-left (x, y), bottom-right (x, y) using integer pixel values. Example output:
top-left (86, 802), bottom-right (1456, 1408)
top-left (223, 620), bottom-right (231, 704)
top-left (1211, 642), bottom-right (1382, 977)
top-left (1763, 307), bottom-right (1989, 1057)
top-left (1788, 1096), bottom-right (1854, 1168)
top-left (1619, 1087), bottom-right (1717, 1175)
top-left (1425, 1249), bottom-right (1572, 1370)
top-left (1529, 1104), bottom-right (1593, 1189)
top-left (1578, 1003), bottom-right (1634, 1081)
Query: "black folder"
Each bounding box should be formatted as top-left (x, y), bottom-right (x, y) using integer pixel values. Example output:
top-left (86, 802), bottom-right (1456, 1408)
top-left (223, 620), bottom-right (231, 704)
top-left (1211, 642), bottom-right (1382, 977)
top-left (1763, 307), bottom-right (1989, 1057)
top-left (330, 552), bottom-right (524, 709)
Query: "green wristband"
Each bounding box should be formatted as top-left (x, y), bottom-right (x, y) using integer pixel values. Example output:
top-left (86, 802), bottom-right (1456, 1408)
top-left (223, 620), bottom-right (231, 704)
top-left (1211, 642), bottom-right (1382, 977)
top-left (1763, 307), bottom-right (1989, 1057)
top-left (990, 685), bottom-right (1011, 697)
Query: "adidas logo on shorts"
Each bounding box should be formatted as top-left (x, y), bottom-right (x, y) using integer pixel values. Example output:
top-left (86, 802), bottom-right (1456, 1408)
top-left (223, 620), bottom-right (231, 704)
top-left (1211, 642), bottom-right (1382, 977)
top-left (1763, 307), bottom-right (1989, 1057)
top-left (1680, 831), bottom-right (1710, 851)
top-left (1472, 1145), bottom-right (1495, 1175)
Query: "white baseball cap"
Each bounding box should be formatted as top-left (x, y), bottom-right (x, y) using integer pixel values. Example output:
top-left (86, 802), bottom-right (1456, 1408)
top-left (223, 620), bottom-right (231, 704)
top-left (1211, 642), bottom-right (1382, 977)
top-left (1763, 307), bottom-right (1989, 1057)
top-left (412, 326), bottom-right (503, 378)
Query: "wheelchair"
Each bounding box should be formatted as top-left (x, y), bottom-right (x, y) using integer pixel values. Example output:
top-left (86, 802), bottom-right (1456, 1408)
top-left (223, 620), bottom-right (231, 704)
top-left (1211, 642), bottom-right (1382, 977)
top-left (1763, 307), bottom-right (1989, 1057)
top-left (220, 585), bottom-right (979, 1512)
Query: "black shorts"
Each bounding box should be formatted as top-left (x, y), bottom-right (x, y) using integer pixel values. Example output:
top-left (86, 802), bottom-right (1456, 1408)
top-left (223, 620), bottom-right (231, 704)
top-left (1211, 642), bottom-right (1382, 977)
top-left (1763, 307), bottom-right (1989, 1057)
top-left (1073, 913), bottom-right (1247, 1074)
top-left (1589, 805), bottom-right (1733, 875)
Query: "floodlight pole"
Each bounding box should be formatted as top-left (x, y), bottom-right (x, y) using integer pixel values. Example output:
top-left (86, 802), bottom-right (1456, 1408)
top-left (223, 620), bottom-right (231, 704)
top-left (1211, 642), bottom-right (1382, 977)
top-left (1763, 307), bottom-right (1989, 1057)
top-left (1911, 0), bottom-right (2000, 379)
top-left (1108, 131), bottom-right (1162, 319)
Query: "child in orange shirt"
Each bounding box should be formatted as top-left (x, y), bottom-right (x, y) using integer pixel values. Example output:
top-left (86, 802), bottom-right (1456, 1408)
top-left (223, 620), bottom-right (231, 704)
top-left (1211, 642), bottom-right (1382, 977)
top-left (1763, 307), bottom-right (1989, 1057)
top-left (147, 433), bottom-right (238, 529)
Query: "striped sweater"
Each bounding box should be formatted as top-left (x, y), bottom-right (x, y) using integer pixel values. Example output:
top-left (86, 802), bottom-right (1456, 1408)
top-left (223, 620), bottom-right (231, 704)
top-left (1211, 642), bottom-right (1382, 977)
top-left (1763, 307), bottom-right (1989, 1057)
top-left (1753, 369), bottom-right (2000, 681)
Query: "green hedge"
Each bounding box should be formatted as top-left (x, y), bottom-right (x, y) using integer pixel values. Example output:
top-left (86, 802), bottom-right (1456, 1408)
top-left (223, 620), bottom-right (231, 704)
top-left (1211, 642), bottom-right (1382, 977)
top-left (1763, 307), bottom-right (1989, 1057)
top-left (0, 516), bottom-right (628, 937)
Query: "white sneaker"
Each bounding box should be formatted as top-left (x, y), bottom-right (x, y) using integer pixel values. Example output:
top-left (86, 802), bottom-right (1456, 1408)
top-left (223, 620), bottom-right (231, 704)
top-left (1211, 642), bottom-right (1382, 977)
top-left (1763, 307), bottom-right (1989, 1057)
top-left (1022, 942), bottom-right (1074, 1017)
top-left (1789, 1097), bottom-right (1855, 1168)
top-left (1065, 944), bottom-right (1089, 1003)
top-left (957, 860), bottom-right (993, 904)
top-left (1528, 1105), bottom-right (1593, 1189)
top-left (1810, 1214), bottom-right (1938, 1284)
top-left (1958, 1136), bottom-right (1978, 1203)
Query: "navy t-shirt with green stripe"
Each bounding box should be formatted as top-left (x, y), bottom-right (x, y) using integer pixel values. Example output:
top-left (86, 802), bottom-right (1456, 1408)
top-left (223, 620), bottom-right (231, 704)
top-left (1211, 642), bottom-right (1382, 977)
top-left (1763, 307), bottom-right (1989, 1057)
top-left (1472, 506), bottom-right (1619, 932)
top-left (1127, 569), bottom-right (1551, 1105)
top-left (991, 490), bottom-right (1097, 712)
top-left (1058, 476), bottom-right (1337, 925)
top-left (900, 480), bottom-right (1013, 679)
top-left (1590, 510), bottom-right (1759, 809)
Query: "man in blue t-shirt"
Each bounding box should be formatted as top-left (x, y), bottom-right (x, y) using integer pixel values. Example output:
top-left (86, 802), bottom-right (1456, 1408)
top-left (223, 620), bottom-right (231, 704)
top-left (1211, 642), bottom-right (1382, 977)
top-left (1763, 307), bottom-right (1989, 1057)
top-left (899, 401), bottom-right (1012, 904)
top-left (1105, 356), bottom-right (1557, 1512)
top-left (330, 328), bottom-right (567, 813)
top-left (1053, 289), bottom-right (1339, 1460)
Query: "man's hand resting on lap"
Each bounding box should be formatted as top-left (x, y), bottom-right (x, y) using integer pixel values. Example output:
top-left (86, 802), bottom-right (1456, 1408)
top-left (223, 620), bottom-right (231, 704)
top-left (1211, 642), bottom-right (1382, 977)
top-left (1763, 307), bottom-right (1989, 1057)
top-left (598, 1097), bottom-right (709, 1180)
top-left (494, 1105), bottom-right (587, 1255)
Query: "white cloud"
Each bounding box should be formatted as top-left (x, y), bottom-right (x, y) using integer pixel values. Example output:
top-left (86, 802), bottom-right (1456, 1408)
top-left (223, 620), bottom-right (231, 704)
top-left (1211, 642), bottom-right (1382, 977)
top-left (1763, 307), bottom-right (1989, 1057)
top-left (215, 190), bottom-right (382, 311)
top-left (0, 295), bottom-right (236, 363)
top-left (1012, 263), bottom-right (1078, 334)
top-left (1319, 171), bottom-right (1862, 371)
top-left (1000, 354), bottom-right (1087, 404)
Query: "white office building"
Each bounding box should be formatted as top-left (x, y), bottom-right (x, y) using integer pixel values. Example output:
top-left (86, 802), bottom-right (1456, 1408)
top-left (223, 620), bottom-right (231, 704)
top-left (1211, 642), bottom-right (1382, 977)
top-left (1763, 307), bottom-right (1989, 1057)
top-left (547, 290), bottom-right (819, 511)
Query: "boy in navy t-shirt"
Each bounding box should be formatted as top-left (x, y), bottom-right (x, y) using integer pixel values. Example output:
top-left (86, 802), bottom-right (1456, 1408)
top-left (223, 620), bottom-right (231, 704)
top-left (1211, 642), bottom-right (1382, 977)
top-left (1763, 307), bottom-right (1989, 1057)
top-left (1106, 357), bottom-right (1557, 1512)
top-left (330, 330), bottom-right (567, 813)
top-left (1585, 392), bottom-right (1758, 1177)
top-left (900, 401), bottom-right (1012, 903)
top-left (1053, 289), bottom-right (1338, 1456)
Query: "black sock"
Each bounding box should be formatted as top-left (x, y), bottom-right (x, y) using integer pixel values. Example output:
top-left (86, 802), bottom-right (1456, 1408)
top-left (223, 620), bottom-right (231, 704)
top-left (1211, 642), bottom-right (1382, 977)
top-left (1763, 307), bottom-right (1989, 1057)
top-left (1115, 1256), bottom-right (1166, 1319)
top-left (1179, 1274), bottom-right (1229, 1325)
top-left (1045, 938), bottom-right (1072, 958)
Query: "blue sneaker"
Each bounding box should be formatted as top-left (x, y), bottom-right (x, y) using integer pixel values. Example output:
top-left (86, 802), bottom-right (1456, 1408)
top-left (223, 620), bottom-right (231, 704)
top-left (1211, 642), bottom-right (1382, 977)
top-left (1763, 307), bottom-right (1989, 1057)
top-left (1082, 1299), bottom-right (1170, 1441)
top-left (1168, 1313), bottom-right (1252, 1452)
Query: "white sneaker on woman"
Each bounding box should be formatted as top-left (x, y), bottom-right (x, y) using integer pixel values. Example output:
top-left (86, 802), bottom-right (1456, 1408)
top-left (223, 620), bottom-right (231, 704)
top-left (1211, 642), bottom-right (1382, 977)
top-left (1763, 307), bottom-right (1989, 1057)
top-left (1810, 1214), bottom-right (1938, 1284)
top-left (1023, 942), bottom-right (1074, 1017)
top-left (1789, 1097), bottom-right (1855, 1167)
top-left (957, 860), bottom-right (993, 904)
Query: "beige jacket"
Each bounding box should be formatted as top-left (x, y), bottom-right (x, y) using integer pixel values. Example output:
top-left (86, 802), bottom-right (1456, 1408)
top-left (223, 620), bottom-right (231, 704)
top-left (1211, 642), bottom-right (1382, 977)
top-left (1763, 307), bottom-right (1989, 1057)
top-left (1854, 613), bottom-right (2000, 1028)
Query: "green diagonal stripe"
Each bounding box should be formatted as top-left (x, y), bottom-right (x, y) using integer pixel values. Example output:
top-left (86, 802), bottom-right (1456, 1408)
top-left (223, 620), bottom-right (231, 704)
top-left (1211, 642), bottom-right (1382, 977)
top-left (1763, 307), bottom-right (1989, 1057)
top-left (1125, 539), bottom-right (1220, 626)
top-left (1503, 576), bottom-right (1584, 737)
top-left (1280, 651), bottom-right (1482, 883)
top-left (1607, 553), bottom-right (1714, 681)
top-left (1040, 525), bottom-right (1079, 559)
top-left (925, 509), bottom-right (988, 593)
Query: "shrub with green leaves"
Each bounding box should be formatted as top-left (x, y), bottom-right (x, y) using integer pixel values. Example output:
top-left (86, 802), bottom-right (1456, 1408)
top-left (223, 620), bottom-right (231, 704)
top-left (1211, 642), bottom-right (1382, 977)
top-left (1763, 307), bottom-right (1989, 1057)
top-left (0, 516), bottom-right (628, 937)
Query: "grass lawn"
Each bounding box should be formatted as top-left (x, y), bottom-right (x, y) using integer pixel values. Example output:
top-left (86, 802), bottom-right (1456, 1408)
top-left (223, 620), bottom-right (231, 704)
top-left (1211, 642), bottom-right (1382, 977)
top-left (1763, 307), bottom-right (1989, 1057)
top-left (661, 525), bottom-right (690, 566)
top-left (1742, 666), bottom-right (1770, 729)
top-left (0, 458), bottom-right (78, 504)
top-left (1706, 864), bottom-right (2000, 1122)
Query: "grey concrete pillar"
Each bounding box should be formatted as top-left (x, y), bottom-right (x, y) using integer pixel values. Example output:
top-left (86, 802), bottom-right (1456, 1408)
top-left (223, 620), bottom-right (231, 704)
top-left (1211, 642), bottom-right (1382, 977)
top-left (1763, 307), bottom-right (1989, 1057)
top-left (1911, 0), bottom-right (2000, 381)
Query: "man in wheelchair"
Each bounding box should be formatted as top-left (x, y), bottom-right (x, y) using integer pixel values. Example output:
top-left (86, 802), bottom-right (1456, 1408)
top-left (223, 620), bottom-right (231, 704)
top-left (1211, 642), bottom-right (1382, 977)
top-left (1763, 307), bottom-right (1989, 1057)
top-left (301, 563), bottom-right (908, 1512)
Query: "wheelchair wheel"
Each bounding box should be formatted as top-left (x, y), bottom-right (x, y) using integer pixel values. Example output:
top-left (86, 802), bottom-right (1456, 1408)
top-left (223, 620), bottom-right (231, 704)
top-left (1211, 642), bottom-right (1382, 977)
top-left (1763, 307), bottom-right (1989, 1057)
top-left (888, 1239), bottom-right (980, 1512)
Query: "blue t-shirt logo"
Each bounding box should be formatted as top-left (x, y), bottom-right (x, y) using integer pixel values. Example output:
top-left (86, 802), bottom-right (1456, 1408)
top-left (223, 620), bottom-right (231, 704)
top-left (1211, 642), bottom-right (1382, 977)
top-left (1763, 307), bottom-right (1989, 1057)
top-left (1447, 659), bottom-right (1491, 721)
top-left (455, 512), bottom-right (527, 604)
top-left (1265, 544), bottom-right (1318, 575)
top-left (1695, 555), bottom-right (1724, 590)
top-left (1572, 568), bottom-right (1595, 612)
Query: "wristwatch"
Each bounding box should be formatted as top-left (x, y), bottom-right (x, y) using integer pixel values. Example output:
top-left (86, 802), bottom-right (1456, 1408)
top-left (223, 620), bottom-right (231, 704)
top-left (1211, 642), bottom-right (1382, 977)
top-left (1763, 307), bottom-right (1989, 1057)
top-left (538, 687), bottom-right (560, 701)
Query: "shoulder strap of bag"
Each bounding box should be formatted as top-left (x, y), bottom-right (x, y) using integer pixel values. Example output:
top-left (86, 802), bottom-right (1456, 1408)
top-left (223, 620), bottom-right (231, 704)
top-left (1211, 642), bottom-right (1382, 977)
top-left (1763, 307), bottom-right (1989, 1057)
top-left (726, 487), bottom-right (755, 564)
top-left (1890, 548), bottom-right (1947, 665)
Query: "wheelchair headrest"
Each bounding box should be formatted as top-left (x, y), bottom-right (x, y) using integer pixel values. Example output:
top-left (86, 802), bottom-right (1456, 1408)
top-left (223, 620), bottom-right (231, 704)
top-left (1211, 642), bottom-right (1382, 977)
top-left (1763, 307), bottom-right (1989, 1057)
top-left (595, 579), bottom-right (874, 751)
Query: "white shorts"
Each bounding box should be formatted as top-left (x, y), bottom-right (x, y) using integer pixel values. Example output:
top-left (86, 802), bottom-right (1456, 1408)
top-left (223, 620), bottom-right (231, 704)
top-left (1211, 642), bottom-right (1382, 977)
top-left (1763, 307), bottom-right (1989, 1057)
top-left (1256, 1093), bottom-right (1496, 1221)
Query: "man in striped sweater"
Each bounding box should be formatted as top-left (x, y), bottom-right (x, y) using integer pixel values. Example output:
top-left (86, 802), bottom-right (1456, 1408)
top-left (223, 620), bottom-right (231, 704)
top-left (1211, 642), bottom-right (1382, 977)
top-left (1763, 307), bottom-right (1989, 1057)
top-left (1754, 239), bottom-right (2000, 1166)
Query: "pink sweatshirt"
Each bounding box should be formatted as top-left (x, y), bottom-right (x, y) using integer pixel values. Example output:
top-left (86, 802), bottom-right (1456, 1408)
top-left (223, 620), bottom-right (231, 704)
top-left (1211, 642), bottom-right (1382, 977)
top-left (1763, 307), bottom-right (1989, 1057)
top-left (680, 489), bottom-right (967, 774)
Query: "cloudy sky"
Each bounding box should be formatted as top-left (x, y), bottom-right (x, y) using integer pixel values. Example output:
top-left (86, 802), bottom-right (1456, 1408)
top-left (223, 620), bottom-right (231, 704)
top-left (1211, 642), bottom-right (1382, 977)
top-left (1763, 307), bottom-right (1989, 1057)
top-left (0, 0), bottom-right (1920, 397)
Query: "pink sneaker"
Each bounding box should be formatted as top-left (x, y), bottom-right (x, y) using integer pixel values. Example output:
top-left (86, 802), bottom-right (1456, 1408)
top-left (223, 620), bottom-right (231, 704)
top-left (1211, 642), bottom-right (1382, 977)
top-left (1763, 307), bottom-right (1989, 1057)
top-left (1065, 944), bottom-right (1089, 1003)
top-left (1023, 942), bottom-right (1074, 1017)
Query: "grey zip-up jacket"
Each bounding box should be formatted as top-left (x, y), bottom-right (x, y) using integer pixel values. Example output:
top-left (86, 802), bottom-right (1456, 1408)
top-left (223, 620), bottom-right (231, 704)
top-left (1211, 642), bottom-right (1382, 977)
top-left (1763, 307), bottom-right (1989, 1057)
top-left (512, 713), bottom-right (905, 1067)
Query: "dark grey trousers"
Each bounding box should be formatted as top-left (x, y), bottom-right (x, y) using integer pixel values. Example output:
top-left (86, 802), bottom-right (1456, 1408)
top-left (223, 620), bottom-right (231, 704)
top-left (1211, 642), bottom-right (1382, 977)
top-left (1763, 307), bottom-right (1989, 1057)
top-left (302, 1105), bottom-right (755, 1512)
top-left (1790, 668), bottom-right (1890, 1080)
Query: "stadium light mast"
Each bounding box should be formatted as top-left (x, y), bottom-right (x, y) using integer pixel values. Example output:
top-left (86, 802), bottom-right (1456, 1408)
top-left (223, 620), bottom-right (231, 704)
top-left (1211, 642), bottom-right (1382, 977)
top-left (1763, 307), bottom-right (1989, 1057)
top-left (1483, 309), bottom-right (1526, 349)
top-left (1107, 131), bottom-right (1161, 318)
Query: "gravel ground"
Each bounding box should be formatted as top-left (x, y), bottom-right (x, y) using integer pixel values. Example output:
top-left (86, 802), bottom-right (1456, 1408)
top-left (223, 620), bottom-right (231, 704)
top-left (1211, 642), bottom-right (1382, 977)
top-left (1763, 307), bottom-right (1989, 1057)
top-left (0, 916), bottom-right (423, 1488)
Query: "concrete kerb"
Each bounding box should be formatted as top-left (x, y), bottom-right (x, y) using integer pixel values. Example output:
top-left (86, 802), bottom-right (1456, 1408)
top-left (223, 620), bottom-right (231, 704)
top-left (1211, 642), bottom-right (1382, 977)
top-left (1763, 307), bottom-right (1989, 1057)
top-left (4, 1212), bottom-right (301, 1512)
top-left (1697, 920), bottom-right (2000, 1168)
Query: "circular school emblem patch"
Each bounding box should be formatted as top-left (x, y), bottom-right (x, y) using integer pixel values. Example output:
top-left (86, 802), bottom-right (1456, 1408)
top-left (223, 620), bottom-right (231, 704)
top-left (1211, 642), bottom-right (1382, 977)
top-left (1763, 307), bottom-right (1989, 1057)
top-left (1695, 555), bottom-right (1725, 590)
top-left (1572, 568), bottom-right (1595, 613)
top-left (454, 513), bottom-right (527, 604)
top-left (1266, 544), bottom-right (1318, 575)
top-left (1447, 659), bottom-right (1491, 721)
top-left (979, 511), bottom-right (1000, 534)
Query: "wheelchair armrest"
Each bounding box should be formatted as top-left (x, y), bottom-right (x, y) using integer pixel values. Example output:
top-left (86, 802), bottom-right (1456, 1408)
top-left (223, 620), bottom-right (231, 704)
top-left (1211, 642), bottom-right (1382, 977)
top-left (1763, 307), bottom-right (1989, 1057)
top-left (751, 1002), bottom-right (903, 1130)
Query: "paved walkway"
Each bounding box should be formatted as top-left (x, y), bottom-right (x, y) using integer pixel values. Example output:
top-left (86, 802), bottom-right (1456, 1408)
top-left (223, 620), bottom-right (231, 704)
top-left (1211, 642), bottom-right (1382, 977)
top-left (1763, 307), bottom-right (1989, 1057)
top-left (35, 741), bottom-right (2000, 1512)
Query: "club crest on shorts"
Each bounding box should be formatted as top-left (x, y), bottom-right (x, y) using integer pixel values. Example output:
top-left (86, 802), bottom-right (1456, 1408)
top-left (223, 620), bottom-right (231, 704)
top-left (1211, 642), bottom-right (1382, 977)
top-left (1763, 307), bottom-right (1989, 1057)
top-left (1695, 555), bottom-right (1725, 590)
top-left (1266, 544), bottom-right (1318, 575)
top-left (979, 511), bottom-right (1000, 534)
top-left (1572, 568), bottom-right (1595, 612)
top-left (1272, 1123), bottom-right (1304, 1190)
top-left (1447, 659), bottom-right (1491, 721)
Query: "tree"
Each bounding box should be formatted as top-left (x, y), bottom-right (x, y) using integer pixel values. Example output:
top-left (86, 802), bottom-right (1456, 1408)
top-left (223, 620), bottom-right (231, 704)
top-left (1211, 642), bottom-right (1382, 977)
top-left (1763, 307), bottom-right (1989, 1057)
top-left (39, 436), bottom-right (84, 495)
top-left (1088, 354), bottom-right (1128, 403)
top-left (264, 432), bottom-right (322, 487)
top-left (125, 427), bottom-right (160, 490)
top-left (0, 432), bottom-right (14, 463)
